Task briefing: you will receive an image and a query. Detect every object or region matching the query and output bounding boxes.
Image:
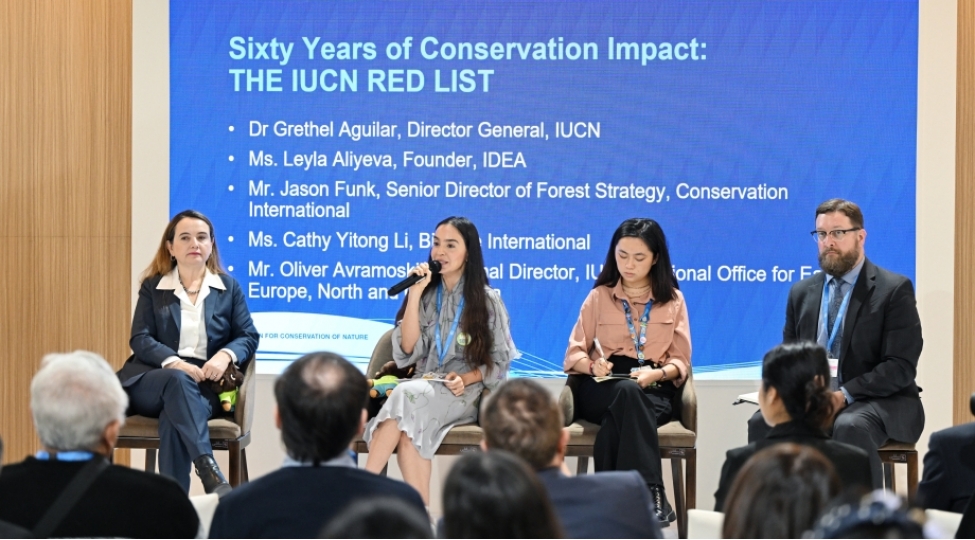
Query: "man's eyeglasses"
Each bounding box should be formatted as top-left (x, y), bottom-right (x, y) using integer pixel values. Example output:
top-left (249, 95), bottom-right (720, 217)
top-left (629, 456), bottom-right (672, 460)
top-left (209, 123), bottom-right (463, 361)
top-left (810, 228), bottom-right (861, 242)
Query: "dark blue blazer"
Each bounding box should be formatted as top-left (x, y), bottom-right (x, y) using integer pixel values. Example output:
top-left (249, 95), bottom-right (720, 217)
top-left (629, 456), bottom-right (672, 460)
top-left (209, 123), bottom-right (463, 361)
top-left (118, 273), bottom-right (259, 385)
top-left (536, 467), bottom-right (663, 539)
top-left (917, 422), bottom-right (975, 513)
top-left (208, 466), bottom-right (425, 539)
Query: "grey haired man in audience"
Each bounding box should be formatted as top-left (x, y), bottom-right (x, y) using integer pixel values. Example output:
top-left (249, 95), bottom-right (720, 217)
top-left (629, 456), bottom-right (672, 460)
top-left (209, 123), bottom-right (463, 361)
top-left (0, 351), bottom-right (199, 538)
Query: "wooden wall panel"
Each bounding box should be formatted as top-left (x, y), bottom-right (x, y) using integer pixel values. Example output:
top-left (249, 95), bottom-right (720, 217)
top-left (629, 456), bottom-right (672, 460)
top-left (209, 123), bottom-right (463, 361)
top-left (0, 1), bottom-right (131, 464)
top-left (956, 0), bottom-right (975, 425)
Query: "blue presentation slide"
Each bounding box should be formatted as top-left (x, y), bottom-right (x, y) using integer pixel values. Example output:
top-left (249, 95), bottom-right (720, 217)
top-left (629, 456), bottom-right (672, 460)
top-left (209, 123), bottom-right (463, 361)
top-left (170, 0), bottom-right (918, 377)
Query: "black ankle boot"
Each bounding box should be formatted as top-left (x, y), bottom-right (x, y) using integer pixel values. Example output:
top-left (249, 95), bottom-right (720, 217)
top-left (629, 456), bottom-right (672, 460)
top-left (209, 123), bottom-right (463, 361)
top-left (194, 455), bottom-right (231, 497)
top-left (649, 484), bottom-right (676, 525)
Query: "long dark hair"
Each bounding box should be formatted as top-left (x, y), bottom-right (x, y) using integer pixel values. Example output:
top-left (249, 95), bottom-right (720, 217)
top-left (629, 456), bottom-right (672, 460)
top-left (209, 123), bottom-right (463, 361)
top-left (761, 341), bottom-right (834, 432)
top-left (722, 443), bottom-right (840, 538)
top-left (594, 218), bottom-right (678, 304)
top-left (395, 217), bottom-right (494, 371)
top-left (443, 451), bottom-right (564, 538)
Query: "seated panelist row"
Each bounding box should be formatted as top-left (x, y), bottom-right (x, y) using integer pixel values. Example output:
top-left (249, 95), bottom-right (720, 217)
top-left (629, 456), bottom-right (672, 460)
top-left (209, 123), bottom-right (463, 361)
top-left (357, 197), bottom-right (922, 527)
top-left (110, 198), bottom-right (922, 521)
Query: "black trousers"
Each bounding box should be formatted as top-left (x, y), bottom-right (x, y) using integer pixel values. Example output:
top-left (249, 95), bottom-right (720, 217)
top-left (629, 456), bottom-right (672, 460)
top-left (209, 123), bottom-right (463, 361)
top-left (574, 356), bottom-right (677, 486)
top-left (747, 400), bottom-right (888, 489)
top-left (125, 358), bottom-right (222, 492)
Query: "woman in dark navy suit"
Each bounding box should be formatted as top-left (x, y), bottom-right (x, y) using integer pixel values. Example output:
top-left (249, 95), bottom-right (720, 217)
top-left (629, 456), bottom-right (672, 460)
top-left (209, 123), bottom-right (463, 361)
top-left (117, 210), bottom-right (259, 495)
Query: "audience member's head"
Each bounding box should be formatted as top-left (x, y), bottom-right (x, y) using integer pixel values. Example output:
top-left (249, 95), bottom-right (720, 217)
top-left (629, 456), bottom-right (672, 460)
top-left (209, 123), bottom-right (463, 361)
top-left (30, 351), bottom-right (128, 455)
top-left (443, 451), bottom-right (564, 538)
top-left (274, 351), bottom-right (368, 465)
top-left (319, 496), bottom-right (432, 539)
top-left (722, 443), bottom-right (840, 538)
top-left (480, 379), bottom-right (567, 470)
top-left (0, 434), bottom-right (4, 474)
top-left (759, 341), bottom-right (834, 431)
top-left (806, 490), bottom-right (929, 538)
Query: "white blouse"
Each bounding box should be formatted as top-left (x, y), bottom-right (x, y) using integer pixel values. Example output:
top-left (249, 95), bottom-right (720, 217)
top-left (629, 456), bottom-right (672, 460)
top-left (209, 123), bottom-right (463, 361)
top-left (156, 268), bottom-right (238, 367)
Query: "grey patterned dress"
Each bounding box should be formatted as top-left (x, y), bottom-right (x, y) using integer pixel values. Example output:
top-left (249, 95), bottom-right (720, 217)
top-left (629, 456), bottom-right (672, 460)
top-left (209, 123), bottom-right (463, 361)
top-left (364, 277), bottom-right (517, 459)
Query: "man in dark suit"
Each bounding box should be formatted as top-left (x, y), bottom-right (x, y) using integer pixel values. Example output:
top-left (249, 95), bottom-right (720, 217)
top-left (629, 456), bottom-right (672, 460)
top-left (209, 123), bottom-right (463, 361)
top-left (748, 199), bottom-right (924, 488)
top-left (480, 379), bottom-right (663, 539)
top-left (0, 351), bottom-right (199, 538)
top-left (917, 394), bottom-right (975, 513)
top-left (208, 352), bottom-right (425, 539)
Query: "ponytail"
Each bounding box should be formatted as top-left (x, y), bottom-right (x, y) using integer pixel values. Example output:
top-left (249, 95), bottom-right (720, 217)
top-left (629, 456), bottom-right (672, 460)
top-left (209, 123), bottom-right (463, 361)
top-left (761, 342), bottom-right (834, 432)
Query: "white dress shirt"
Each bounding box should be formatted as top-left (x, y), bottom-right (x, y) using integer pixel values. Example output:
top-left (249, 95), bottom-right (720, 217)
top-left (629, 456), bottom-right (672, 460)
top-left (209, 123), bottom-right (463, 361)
top-left (156, 268), bottom-right (238, 367)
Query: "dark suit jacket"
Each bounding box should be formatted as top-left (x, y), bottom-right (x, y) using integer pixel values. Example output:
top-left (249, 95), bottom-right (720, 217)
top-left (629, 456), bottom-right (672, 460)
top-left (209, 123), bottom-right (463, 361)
top-left (208, 465), bottom-right (425, 539)
top-left (536, 467), bottom-right (663, 539)
top-left (958, 489), bottom-right (975, 539)
top-left (714, 421), bottom-right (873, 511)
top-left (917, 422), bottom-right (975, 513)
top-left (0, 519), bottom-right (31, 538)
top-left (783, 257), bottom-right (924, 443)
top-left (0, 457), bottom-right (199, 538)
top-left (118, 273), bottom-right (259, 384)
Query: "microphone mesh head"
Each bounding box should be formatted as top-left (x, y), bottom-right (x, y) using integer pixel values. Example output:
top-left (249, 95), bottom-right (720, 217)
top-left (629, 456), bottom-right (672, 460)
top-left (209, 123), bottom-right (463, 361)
top-left (429, 260), bottom-right (442, 274)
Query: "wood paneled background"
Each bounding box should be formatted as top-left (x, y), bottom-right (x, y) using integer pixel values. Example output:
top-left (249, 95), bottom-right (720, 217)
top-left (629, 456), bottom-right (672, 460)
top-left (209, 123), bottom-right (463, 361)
top-left (956, 0), bottom-right (975, 424)
top-left (0, 1), bottom-right (131, 464)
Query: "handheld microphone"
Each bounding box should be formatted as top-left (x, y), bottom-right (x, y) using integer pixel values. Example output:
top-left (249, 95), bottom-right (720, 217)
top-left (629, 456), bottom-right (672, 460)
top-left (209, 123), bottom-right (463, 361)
top-left (387, 261), bottom-right (441, 296)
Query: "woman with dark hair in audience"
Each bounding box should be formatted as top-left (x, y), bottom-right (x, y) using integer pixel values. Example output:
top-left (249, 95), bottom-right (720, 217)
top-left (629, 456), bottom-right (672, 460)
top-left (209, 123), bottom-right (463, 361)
top-left (722, 443), bottom-right (840, 538)
top-left (442, 451), bottom-right (564, 538)
top-left (320, 497), bottom-right (432, 539)
top-left (713, 341), bottom-right (872, 511)
top-left (117, 210), bottom-right (259, 495)
top-left (364, 217), bottom-right (517, 505)
top-left (564, 218), bottom-right (691, 524)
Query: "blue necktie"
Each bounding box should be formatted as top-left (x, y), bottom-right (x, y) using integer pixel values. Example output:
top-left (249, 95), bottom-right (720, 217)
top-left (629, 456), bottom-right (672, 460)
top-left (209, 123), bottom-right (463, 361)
top-left (827, 279), bottom-right (844, 359)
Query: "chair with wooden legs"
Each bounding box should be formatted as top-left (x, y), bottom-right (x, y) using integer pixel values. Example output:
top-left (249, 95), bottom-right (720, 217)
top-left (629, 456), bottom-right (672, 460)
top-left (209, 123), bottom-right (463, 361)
top-left (879, 442), bottom-right (919, 504)
top-left (559, 372), bottom-right (698, 539)
top-left (114, 357), bottom-right (256, 486)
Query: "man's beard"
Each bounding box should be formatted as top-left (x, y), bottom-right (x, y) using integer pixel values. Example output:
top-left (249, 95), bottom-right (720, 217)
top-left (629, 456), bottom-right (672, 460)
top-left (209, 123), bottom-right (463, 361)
top-left (819, 244), bottom-right (861, 277)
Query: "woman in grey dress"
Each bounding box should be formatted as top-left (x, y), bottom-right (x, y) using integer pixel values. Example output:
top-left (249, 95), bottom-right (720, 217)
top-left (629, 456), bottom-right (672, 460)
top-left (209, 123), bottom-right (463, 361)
top-left (364, 216), bottom-right (517, 504)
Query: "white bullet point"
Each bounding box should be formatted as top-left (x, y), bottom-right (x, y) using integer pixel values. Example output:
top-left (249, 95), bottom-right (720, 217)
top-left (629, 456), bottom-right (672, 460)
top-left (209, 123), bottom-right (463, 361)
top-left (228, 126), bottom-right (235, 132)
top-left (228, 265), bottom-right (234, 272)
top-left (228, 236), bottom-right (234, 242)
top-left (228, 185), bottom-right (234, 192)
top-left (228, 155), bottom-right (234, 162)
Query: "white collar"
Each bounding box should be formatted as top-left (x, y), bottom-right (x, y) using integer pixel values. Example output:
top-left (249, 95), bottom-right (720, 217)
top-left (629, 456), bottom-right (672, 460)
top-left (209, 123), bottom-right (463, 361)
top-left (156, 268), bottom-right (226, 291)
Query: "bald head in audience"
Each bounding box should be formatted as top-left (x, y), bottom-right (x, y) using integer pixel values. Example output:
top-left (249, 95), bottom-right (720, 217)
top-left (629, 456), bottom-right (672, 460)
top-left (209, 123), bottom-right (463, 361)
top-left (274, 351), bottom-right (369, 464)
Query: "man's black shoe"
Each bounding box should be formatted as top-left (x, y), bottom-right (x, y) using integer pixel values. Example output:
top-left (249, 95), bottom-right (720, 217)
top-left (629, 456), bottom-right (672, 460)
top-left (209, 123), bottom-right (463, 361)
top-left (194, 455), bottom-right (232, 497)
top-left (650, 484), bottom-right (676, 525)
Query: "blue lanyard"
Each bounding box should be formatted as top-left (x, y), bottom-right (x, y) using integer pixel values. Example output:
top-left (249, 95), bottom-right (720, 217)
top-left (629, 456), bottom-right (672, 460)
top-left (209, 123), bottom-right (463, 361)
top-left (820, 277), bottom-right (853, 354)
top-left (435, 284), bottom-right (465, 368)
top-left (621, 299), bottom-right (653, 365)
top-left (35, 451), bottom-right (95, 461)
